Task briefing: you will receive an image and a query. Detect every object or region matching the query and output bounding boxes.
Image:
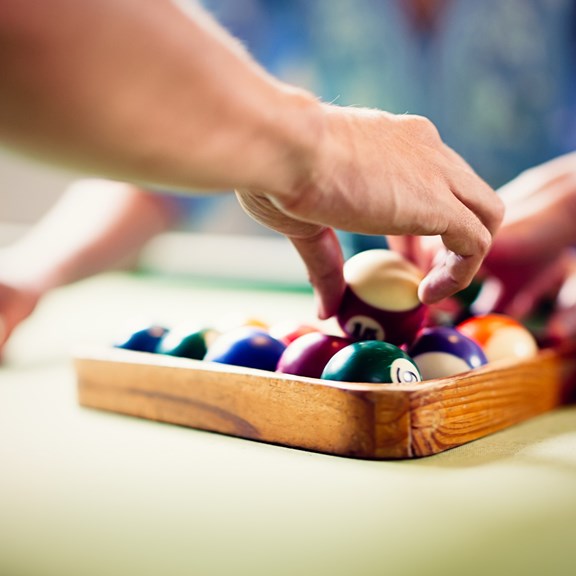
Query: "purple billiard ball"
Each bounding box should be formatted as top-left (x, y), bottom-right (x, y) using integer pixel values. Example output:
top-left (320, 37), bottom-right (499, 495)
top-left (114, 323), bottom-right (168, 353)
top-left (204, 326), bottom-right (286, 372)
top-left (407, 326), bottom-right (488, 380)
top-left (276, 332), bottom-right (353, 379)
top-left (337, 249), bottom-right (427, 346)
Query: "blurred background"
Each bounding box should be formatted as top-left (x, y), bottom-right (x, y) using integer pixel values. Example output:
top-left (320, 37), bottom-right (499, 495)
top-left (0, 150), bottom-right (75, 245)
top-left (0, 147), bottom-right (310, 285)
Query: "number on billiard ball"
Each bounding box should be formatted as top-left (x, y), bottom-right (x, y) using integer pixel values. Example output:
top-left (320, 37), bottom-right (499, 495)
top-left (321, 340), bottom-right (422, 384)
top-left (336, 249), bottom-right (427, 346)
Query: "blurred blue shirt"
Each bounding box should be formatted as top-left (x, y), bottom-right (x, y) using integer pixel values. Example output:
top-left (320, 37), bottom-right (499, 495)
top-left (203, 0), bottom-right (576, 188)
top-left (175, 0), bottom-right (576, 253)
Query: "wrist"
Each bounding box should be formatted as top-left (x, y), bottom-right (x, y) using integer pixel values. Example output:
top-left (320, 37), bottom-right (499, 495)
top-left (246, 83), bottom-right (325, 201)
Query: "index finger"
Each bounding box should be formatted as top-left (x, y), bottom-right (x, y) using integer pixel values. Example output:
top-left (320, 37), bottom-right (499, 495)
top-left (418, 203), bottom-right (493, 304)
top-left (443, 146), bottom-right (504, 237)
top-left (288, 227), bottom-right (346, 320)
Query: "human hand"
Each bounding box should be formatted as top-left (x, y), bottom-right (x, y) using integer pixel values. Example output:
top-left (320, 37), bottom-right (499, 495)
top-left (0, 260), bottom-right (41, 356)
top-left (237, 104), bottom-right (503, 319)
top-left (473, 153), bottom-right (576, 340)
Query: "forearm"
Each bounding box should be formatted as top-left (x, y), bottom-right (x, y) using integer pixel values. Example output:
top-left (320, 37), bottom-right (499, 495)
top-left (495, 151), bottom-right (576, 257)
top-left (0, 0), bottom-right (320, 194)
top-left (3, 180), bottom-right (179, 291)
top-left (0, 0), bottom-right (505, 311)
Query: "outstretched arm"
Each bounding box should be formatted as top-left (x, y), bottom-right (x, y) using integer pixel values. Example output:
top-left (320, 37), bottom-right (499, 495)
top-left (0, 0), bottom-right (503, 317)
top-left (475, 152), bottom-right (576, 339)
top-left (0, 180), bottom-right (179, 350)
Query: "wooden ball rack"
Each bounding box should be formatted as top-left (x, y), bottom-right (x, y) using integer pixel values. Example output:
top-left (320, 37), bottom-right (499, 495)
top-left (74, 341), bottom-right (576, 459)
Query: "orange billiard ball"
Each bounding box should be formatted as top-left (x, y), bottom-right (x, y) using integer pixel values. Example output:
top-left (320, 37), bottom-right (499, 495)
top-left (457, 313), bottom-right (538, 362)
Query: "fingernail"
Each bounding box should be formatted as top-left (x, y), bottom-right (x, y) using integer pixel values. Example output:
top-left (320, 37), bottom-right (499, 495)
top-left (314, 293), bottom-right (328, 320)
top-left (418, 267), bottom-right (454, 304)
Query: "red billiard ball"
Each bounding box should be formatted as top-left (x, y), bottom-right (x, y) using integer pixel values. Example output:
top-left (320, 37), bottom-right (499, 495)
top-left (456, 314), bottom-right (538, 363)
top-left (276, 332), bottom-right (353, 379)
top-left (407, 326), bottom-right (487, 380)
top-left (204, 326), bottom-right (286, 371)
top-left (268, 320), bottom-right (320, 346)
top-left (337, 249), bottom-right (427, 346)
top-left (321, 340), bottom-right (422, 384)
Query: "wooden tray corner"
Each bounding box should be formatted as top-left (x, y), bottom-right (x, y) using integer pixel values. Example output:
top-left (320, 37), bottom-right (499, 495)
top-left (74, 342), bottom-right (576, 459)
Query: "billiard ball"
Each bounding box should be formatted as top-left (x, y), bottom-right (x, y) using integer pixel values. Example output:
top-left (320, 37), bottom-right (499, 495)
top-left (268, 320), bottom-right (320, 346)
top-left (336, 249), bottom-right (427, 346)
top-left (114, 323), bottom-right (168, 353)
top-left (204, 326), bottom-right (286, 371)
top-left (216, 315), bottom-right (269, 333)
top-left (157, 326), bottom-right (219, 360)
top-left (276, 332), bottom-right (353, 379)
top-left (320, 340), bottom-right (422, 384)
top-left (407, 326), bottom-right (488, 380)
top-left (457, 313), bottom-right (538, 362)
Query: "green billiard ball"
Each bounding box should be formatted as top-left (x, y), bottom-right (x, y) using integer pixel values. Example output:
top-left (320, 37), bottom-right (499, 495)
top-left (320, 340), bottom-right (422, 384)
top-left (157, 327), bottom-right (219, 360)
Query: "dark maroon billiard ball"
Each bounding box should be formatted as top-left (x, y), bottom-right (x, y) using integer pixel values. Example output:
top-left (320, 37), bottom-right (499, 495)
top-left (204, 326), bottom-right (286, 371)
top-left (336, 249), bottom-right (427, 346)
top-left (321, 340), bottom-right (422, 384)
top-left (407, 326), bottom-right (488, 380)
top-left (276, 332), bottom-right (353, 379)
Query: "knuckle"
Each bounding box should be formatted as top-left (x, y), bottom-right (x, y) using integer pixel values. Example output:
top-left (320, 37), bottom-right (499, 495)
top-left (492, 194), bottom-right (506, 229)
top-left (405, 114), bottom-right (441, 142)
top-left (475, 225), bottom-right (493, 257)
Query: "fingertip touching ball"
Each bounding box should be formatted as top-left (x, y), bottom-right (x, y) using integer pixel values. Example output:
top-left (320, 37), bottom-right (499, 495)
top-left (336, 249), bottom-right (427, 346)
top-left (276, 332), bottom-right (353, 379)
top-left (408, 326), bottom-right (487, 380)
top-left (457, 313), bottom-right (538, 363)
top-left (114, 323), bottom-right (168, 353)
top-left (204, 326), bottom-right (286, 372)
top-left (320, 340), bottom-right (422, 384)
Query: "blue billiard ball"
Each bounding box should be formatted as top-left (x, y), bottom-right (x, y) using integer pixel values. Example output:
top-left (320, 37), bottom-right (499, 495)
top-left (114, 324), bottom-right (168, 353)
top-left (321, 340), bottom-right (422, 384)
top-left (204, 326), bottom-right (286, 371)
top-left (407, 326), bottom-right (488, 380)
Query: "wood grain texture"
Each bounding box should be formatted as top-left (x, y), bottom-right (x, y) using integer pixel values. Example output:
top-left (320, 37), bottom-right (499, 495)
top-left (74, 342), bottom-right (576, 459)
